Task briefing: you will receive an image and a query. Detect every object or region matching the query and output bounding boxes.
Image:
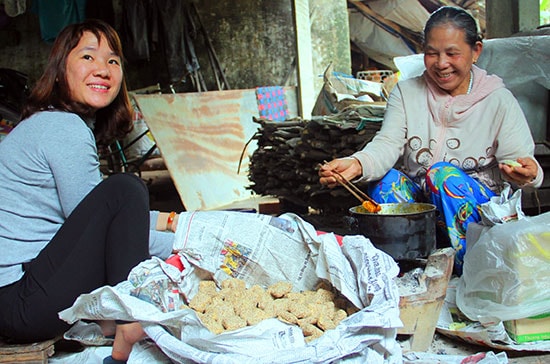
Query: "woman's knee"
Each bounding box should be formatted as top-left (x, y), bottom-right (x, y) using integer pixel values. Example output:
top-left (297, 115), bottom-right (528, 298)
top-left (98, 174), bottom-right (149, 206)
top-left (427, 161), bottom-right (456, 174)
top-left (426, 162), bottom-right (462, 189)
top-left (105, 173), bottom-right (147, 193)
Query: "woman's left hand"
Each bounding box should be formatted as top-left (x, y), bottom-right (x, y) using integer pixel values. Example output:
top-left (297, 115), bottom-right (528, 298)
top-left (499, 157), bottom-right (538, 185)
top-left (156, 211), bottom-right (179, 232)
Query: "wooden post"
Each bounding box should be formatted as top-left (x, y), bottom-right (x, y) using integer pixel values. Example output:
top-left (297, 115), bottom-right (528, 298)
top-left (293, 0), bottom-right (315, 120)
top-left (486, 0), bottom-right (540, 38)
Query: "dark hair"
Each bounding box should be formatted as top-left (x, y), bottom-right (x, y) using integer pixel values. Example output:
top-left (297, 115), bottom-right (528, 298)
top-left (21, 19), bottom-right (133, 146)
top-left (423, 6), bottom-right (482, 49)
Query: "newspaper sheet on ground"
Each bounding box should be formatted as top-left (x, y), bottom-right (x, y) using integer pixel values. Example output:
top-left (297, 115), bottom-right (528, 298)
top-left (59, 212), bottom-right (404, 363)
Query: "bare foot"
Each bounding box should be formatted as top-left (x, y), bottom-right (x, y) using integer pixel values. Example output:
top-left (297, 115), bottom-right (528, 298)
top-left (111, 322), bottom-right (146, 361)
top-left (97, 320), bottom-right (116, 337)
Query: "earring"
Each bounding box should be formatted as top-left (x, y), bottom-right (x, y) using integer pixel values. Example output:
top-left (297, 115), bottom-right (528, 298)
top-left (473, 59), bottom-right (477, 64)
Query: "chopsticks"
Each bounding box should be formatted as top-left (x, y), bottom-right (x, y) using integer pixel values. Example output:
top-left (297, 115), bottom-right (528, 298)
top-left (320, 161), bottom-right (381, 212)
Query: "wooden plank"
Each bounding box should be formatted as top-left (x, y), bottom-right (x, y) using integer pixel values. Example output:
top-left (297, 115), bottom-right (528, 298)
top-left (134, 88), bottom-right (297, 211)
top-left (398, 248), bottom-right (455, 352)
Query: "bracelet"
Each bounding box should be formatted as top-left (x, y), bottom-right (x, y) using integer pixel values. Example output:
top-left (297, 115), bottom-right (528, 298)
top-left (166, 211), bottom-right (176, 231)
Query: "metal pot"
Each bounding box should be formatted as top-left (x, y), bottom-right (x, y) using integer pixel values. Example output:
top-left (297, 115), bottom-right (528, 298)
top-left (347, 203), bottom-right (437, 260)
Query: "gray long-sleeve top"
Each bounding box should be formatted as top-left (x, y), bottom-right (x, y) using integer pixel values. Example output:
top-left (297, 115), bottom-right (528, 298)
top-left (352, 66), bottom-right (543, 192)
top-left (0, 110), bottom-right (173, 287)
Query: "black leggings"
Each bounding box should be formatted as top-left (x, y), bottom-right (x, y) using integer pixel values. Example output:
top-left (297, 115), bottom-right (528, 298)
top-left (0, 173), bottom-right (150, 343)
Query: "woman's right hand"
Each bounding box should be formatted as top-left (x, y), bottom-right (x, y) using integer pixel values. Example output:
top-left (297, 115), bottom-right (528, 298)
top-left (318, 157), bottom-right (363, 188)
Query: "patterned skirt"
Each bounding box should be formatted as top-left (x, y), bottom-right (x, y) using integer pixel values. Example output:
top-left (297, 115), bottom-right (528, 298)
top-left (366, 161), bottom-right (496, 274)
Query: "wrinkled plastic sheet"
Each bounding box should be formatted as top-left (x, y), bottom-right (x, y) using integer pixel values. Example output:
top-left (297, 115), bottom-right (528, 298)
top-left (348, 0), bottom-right (429, 69)
top-left (456, 212), bottom-right (550, 324)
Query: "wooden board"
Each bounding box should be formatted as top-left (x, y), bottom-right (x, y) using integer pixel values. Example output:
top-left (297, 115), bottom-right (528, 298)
top-left (134, 88), bottom-right (298, 211)
top-left (0, 338), bottom-right (56, 364)
top-left (398, 248), bottom-right (455, 352)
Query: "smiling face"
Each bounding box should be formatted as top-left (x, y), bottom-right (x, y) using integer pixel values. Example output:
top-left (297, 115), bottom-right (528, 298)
top-left (65, 31), bottom-right (123, 112)
top-left (423, 24), bottom-right (482, 96)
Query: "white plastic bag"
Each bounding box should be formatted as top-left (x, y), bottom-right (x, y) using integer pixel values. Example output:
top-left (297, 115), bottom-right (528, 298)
top-left (456, 212), bottom-right (550, 324)
top-left (479, 183), bottom-right (525, 226)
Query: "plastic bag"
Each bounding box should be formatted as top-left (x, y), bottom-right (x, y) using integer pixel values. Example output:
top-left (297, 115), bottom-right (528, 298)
top-left (456, 212), bottom-right (550, 324)
top-left (479, 183), bottom-right (525, 225)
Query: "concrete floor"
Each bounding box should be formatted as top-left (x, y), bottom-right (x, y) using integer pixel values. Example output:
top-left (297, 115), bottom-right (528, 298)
top-left (142, 169), bottom-right (550, 363)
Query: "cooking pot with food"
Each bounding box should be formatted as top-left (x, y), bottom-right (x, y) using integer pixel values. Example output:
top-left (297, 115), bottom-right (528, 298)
top-left (347, 203), bottom-right (437, 260)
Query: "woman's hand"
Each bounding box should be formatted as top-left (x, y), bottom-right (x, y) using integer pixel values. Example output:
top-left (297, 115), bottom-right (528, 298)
top-left (319, 157), bottom-right (363, 188)
top-left (499, 157), bottom-right (538, 186)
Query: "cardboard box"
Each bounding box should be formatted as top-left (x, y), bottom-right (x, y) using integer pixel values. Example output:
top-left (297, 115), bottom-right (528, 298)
top-left (504, 313), bottom-right (550, 343)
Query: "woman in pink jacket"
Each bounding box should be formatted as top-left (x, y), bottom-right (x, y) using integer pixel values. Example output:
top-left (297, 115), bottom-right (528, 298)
top-left (319, 6), bottom-right (543, 273)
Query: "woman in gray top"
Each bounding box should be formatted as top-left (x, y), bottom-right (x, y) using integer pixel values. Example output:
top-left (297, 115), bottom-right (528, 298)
top-left (0, 19), bottom-right (172, 362)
